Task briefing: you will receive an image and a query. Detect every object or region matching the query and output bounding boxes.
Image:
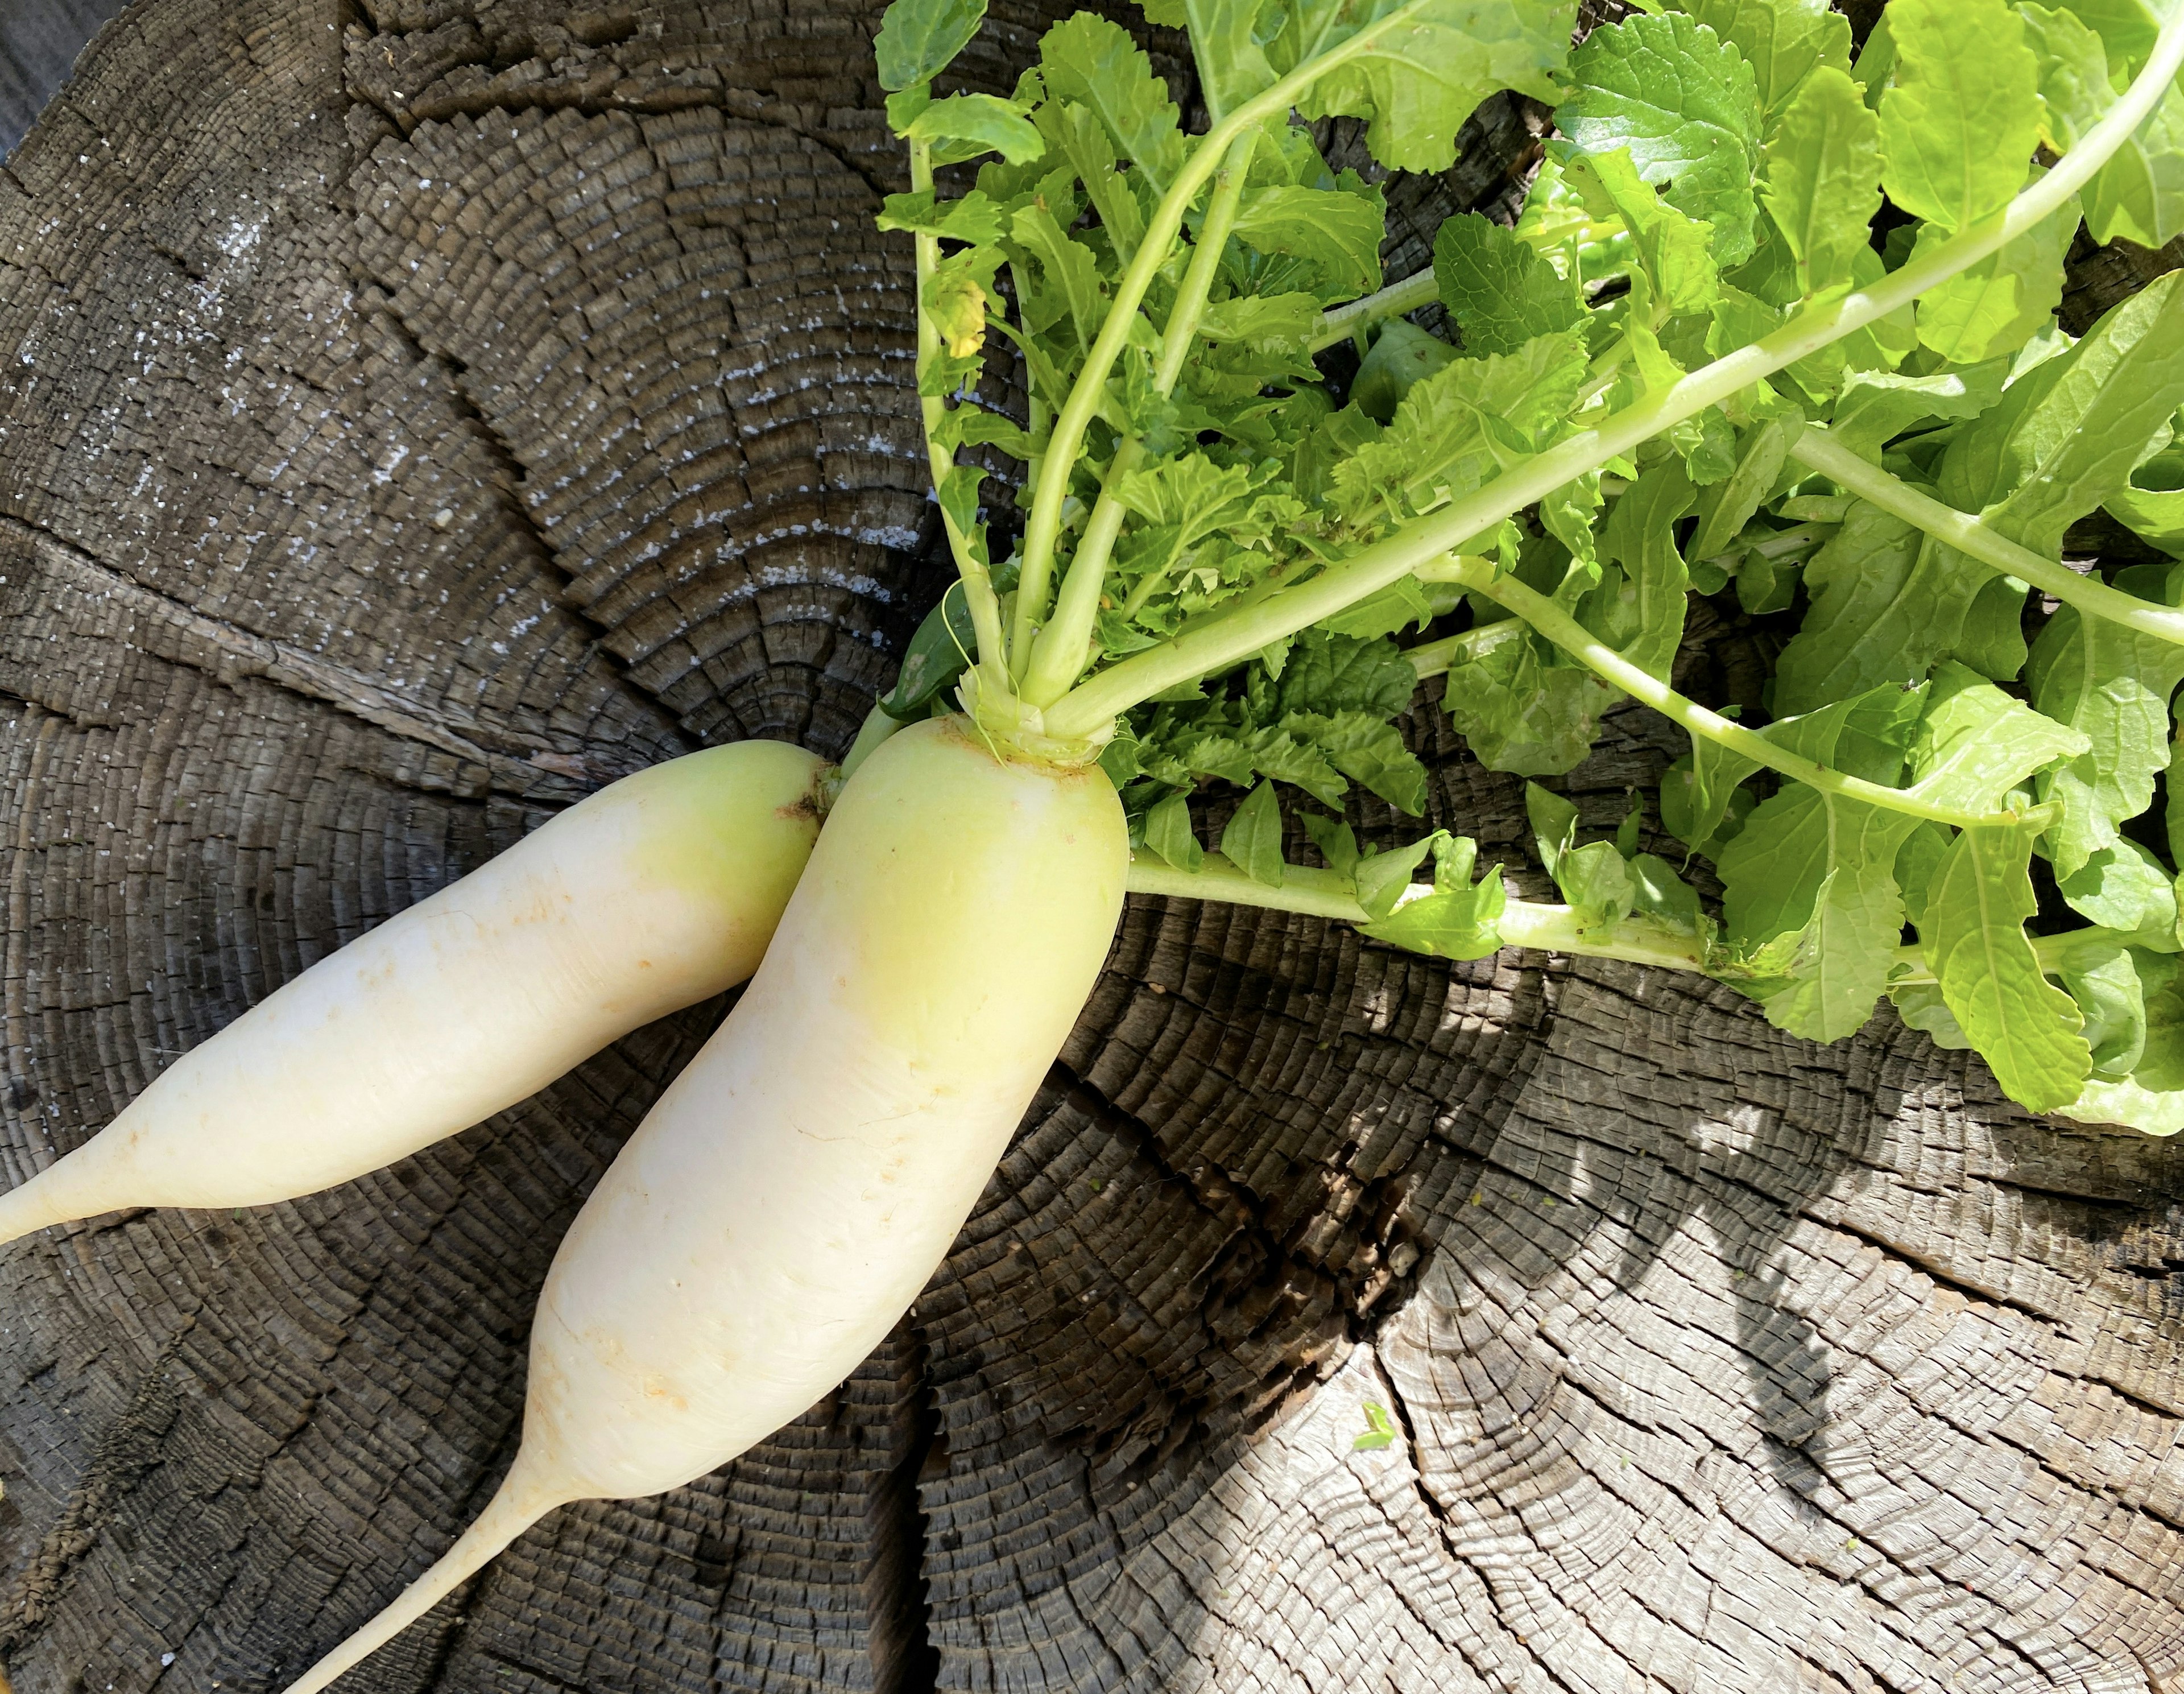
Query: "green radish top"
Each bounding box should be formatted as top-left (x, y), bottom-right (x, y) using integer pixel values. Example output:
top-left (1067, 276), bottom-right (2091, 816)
top-left (872, 0), bottom-right (2184, 1137)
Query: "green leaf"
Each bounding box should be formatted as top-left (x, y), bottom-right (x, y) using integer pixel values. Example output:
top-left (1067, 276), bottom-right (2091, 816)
top-left (1905, 661), bottom-right (2090, 811)
top-left (1273, 631), bottom-right (1420, 720)
top-left (1333, 331), bottom-right (1591, 527)
top-left (876, 0), bottom-right (986, 92)
top-left (1350, 322), bottom-right (1459, 423)
top-left (1288, 711), bottom-right (1430, 814)
top-left (908, 93), bottom-right (1046, 166)
top-left (1314, 576), bottom-right (1436, 641)
top-left (1432, 213), bottom-right (1587, 356)
top-left (880, 585), bottom-right (980, 718)
top-left (2055, 840), bottom-right (2181, 938)
top-left (1877, 0), bottom-right (2042, 230)
top-left (1037, 14), bottom-right (1186, 195)
top-left (1890, 980), bottom-right (1975, 1048)
top-left (1905, 184), bottom-right (2076, 364)
top-left (1270, 0), bottom-right (1576, 175)
top-left (2026, 560), bottom-right (2184, 878)
top-left (1896, 819), bottom-right (1952, 926)
top-left (1661, 737), bottom-right (1761, 852)
top-left (1527, 781), bottom-right (1581, 875)
top-left (1757, 65), bottom-right (1881, 295)
top-left (1939, 270), bottom-right (2184, 557)
top-left (1196, 292), bottom-right (1324, 347)
top-left (1231, 183), bottom-right (1386, 303)
top-left (1678, 0), bottom-right (1852, 124)
top-left (1168, 0), bottom-right (1278, 121)
top-left (1010, 203), bottom-right (1107, 350)
top-left (1302, 811), bottom-right (1362, 877)
top-left (1770, 501), bottom-right (1949, 712)
top-left (1441, 623), bottom-right (1612, 775)
top-left (2087, 81), bottom-right (2184, 249)
top-left (1585, 461), bottom-right (1697, 682)
top-left (1690, 413), bottom-right (1801, 559)
top-left (1558, 144), bottom-right (1722, 313)
top-left (1715, 683), bottom-right (1931, 1040)
top-left (2053, 0), bottom-right (2162, 72)
top-left (1355, 833), bottom-right (1443, 919)
top-left (1352, 1400), bottom-right (1397, 1451)
top-left (1361, 839), bottom-right (1507, 958)
top-left (876, 188), bottom-right (1007, 245)
top-left (1824, 360), bottom-right (2008, 461)
top-left (1144, 791), bottom-right (1204, 871)
top-left (2021, 2), bottom-right (2121, 155)
top-left (1922, 823), bottom-right (2092, 1112)
top-left (1555, 13), bottom-right (1765, 264)
top-left (1222, 781), bottom-right (1288, 885)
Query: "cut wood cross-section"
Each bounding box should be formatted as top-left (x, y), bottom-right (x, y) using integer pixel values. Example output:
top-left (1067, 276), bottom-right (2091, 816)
top-left (0, 2), bottom-right (2179, 1691)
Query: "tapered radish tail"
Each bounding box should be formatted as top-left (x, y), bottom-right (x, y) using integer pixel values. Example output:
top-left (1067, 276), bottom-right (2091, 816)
top-left (0, 1169), bottom-right (81, 1249)
top-left (284, 1459), bottom-right (566, 1694)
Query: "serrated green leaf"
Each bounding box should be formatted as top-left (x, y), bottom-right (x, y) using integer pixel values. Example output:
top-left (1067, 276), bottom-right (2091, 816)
top-left (876, 188), bottom-right (1008, 245)
top-left (1288, 711), bottom-right (1430, 813)
top-left (1279, 630), bottom-right (1420, 718)
top-left (1232, 182), bottom-right (1386, 303)
top-left (2021, 2), bottom-right (2121, 154)
top-left (1441, 623), bottom-right (1612, 775)
top-left (1269, 0), bottom-right (1575, 175)
top-left (1144, 791), bottom-right (1205, 871)
top-left (1196, 291), bottom-right (1323, 347)
top-left (1222, 780), bottom-right (1287, 885)
top-left (2028, 560), bottom-right (2184, 877)
top-left (1923, 823), bottom-right (2093, 1112)
top-left (908, 93), bottom-right (1046, 166)
top-left (1037, 13), bottom-right (1185, 193)
top-left (1586, 461), bottom-right (1697, 681)
top-left (1333, 330), bottom-right (1591, 527)
top-left (1771, 501), bottom-right (1942, 712)
top-left (1758, 65), bottom-right (1881, 296)
top-left (876, 0), bottom-right (987, 92)
top-left (1033, 100), bottom-right (1150, 263)
top-left (2054, 0), bottom-right (2162, 71)
top-left (1432, 213), bottom-right (1587, 356)
top-left (1878, 0), bottom-right (2042, 230)
top-left (1680, 0), bottom-right (1852, 124)
top-left (1556, 13), bottom-right (1765, 264)
top-left (1010, 203), bottom-right (1108, 350)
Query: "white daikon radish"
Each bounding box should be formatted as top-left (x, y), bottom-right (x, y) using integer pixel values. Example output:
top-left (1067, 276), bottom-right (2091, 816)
top-left (283, 716), bottom-right (1126, 1694)
top-left (0, 739), bottom-right (826, 1242)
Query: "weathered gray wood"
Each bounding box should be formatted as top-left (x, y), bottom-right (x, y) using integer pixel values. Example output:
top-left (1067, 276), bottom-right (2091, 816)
top-left (0, 3), bottom-right (2180, 1693)
top-left (0, 0), bottom-right (130, 160)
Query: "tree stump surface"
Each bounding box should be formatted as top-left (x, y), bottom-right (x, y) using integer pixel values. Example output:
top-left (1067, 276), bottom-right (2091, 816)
top-left (1, 3), bottom-right (2181, 1692)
